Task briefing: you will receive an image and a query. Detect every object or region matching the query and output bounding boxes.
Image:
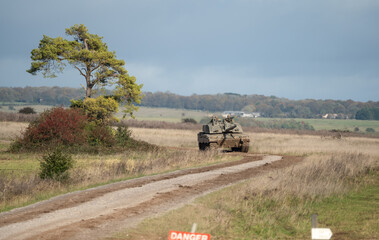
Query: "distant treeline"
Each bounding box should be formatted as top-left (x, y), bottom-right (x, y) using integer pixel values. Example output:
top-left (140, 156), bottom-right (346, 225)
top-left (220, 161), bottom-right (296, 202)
top-left (141, 91), bottom-right (379, 119)
top-left (1, 87), bottom-right (379, 119)
top-left (0, 86), bottom-right (84, 106)
top-left (355, 107), bottom-right (379, 120)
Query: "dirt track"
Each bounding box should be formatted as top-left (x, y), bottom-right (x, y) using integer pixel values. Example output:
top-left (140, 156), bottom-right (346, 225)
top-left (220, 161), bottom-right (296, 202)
top-left (0, 153), bottom-right (301, 240)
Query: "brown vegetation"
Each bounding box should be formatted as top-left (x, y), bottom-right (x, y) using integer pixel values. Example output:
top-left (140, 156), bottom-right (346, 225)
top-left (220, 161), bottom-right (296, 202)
top-left (0, 112), bottom-right (38, 122)
top-left (0, 122), bottom-right (28, 141)
top-left (0, 121), bottom-right (378, 239)
top-left (0, 147), bottom-right (233, 211)
top-left (120, 119), bottom-right (378, 139)
top-left (119, 128), bottom-right (379, 240)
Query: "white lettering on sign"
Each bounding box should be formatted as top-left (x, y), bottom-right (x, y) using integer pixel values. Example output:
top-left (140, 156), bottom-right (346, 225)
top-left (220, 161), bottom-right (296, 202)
top-left (169, 231), bottom-right (210, 240)
top-left (312, 228), bottom-right (333, 240)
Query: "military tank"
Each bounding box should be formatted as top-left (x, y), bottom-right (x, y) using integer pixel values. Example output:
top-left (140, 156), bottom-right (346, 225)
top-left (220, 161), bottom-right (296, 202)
top-left (197, 116), bottom-right (250, 152)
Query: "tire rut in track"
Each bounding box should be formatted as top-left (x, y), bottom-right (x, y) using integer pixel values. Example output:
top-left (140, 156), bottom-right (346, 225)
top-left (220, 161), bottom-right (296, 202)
top-left (0, 154), bottom-right (302, 240)
top-left (0, 153), bottom-right (262, 228)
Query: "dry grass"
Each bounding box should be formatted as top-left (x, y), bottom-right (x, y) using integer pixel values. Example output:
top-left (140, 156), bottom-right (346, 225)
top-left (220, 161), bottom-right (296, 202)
top-left (121, 118), bottom-right (379, 138)
top-left (1, 122), bottom-right (378, 238)
top-left (130, 127), bottom-right (198, 148)
top-left (243, 153), bottom-right (377, 199)
top-left (130, 128), bottom-right (379, 157)
top-left (249, 132), bottom-right (379, 157)
top-left (116, 128), bottom-right (379, 240)
top-left (129, 127), bottom-right (379, 199)
top-left (0, 111), bottom-right (39, 122)
top-left (0, 122), bottom-right (28, 141)
top-left (0, 146), bottom-right (235, 212)
top-left (118, 119), bottom-right (200, 130)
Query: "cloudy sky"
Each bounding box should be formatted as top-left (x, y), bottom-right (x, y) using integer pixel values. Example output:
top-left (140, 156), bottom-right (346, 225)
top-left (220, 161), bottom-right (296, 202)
top-left (0, 0), bottom-right (378, 101)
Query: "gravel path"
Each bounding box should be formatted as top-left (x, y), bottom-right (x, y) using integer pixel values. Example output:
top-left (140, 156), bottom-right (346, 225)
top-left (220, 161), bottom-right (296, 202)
top-left (0, 154), bottom-right (287, 240)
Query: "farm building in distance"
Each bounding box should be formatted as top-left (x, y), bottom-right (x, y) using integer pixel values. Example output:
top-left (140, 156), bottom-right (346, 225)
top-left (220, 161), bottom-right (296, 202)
top-left (222, 111), bottom-right (260, 118)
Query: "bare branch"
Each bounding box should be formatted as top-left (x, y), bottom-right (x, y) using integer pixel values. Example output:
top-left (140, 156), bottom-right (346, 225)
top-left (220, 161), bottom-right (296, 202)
top-left (89, 63), bottom-right (102, 74)
top-left (84, 39), bottom-right (88, 50)
top-left (73, 65), bottom-right (86, 77)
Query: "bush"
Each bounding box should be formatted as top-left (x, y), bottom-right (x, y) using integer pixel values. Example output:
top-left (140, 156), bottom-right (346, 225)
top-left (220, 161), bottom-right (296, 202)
top-left (18, 107), bottom-right (36, 114)
top-left (39, 149), bottom-right (74, 181)
top-left (182, 118), bottom-right (197, 124)
top-left (115, 126), bottom-right (132, 145)
top-left (10, 106), bottom-right (151, 152)
top-left (11, 107), bottom-right (89, 150)
top-left (366, 128), bottom-right (375, 133)
top-left (85, 122), bottom-right (115, 147)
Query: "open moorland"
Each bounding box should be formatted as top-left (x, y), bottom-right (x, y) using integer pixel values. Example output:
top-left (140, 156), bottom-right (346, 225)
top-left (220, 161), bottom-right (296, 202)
top-left (125, 128), bottom-right (379, 240)
top-left (0, 119), bottom-right (378, 239)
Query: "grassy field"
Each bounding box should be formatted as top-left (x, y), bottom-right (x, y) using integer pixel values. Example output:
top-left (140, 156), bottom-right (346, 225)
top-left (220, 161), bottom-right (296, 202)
top-left (127, 107), bottom-right (379, 133)
top-left (2, 104), bottom-right (379, 132)
top-left (126, 107), bottom-right (379, 133)
top-left (0, 121), bottom-right (378, 239)
top-left (120, 106), bottom-right (216, 123)
top-left (118, 173), bottom-right (378, 240)
top-left (118, 128), bottom-right (379, 240)
top-left (0, 104), bottom-right (54, 113)
top-left (255, 117), bottom-right (379, 132)
top-left (0, 122), bottom-right (238, 212)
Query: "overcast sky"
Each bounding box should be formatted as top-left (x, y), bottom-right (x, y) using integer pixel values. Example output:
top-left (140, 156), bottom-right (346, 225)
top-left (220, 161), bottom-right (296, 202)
top-left (0, 0), bottom-right (378, 101)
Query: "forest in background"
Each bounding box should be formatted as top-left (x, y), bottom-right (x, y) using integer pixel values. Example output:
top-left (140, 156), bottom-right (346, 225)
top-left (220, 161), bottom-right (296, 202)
top-left (1, 87), bottom-right (379, 120)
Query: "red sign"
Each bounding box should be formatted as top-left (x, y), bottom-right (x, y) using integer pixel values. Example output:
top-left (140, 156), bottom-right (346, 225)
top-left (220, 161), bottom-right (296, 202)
top-left (168, 231), bottom-right (211, 240)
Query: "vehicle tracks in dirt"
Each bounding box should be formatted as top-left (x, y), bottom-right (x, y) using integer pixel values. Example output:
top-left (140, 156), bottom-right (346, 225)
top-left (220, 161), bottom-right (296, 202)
top-left (0, 153), bottom-right (302, 240)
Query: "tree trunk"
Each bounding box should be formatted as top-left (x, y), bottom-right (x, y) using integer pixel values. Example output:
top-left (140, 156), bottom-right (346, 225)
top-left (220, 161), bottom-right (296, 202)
top-left (85, 64), bottom-right (92, 98)
top-left (86, 87), bottom-right (91, 98)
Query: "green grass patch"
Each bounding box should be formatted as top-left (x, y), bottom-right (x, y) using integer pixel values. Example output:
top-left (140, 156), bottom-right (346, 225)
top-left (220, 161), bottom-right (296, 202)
top-left (118, 171), bottom-right (379, 240)
top-left (256, 117), bottom-right (379, 132)
top-left (117, 106), bottom-right (216, 123)
top-left (0, 151), bottom-right (41, 178)
top-left (311, 180), bottom-right (379, 239)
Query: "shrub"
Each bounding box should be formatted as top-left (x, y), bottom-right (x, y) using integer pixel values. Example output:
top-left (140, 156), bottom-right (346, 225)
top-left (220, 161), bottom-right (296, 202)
top-left (115, 126), bottom-right (132, 145)
top-left (366, 128), bottom-right (375, 133)
top-left (39, 149), bottom-right (74, 181)
top-left (10, 106), bottom-right (151, 152)
top-left (12, 107), bottom-right (89, 150)
top-left (18, 107), bottom-right (36, 114)
top-left (182, 118), bottom-right (197, 124)
top-left (85, 122), bottom-right (116, 147)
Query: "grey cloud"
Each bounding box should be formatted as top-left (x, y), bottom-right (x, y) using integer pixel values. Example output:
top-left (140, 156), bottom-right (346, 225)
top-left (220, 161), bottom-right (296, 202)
top-left (0, 0), bottom-right (378, 101)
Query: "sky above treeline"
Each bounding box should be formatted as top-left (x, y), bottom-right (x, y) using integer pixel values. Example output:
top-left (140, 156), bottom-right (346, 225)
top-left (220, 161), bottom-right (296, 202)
top-left (0, 0), bottom-right (378, 102)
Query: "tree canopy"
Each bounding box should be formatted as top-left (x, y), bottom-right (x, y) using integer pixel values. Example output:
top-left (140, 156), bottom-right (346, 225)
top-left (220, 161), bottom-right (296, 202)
top-left (27, 24), bottom-right (142, 117)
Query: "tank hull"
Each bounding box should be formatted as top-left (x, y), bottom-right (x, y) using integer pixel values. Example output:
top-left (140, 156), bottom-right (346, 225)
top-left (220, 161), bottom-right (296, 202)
top-left (197, 132), bottom-right (250, 152)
